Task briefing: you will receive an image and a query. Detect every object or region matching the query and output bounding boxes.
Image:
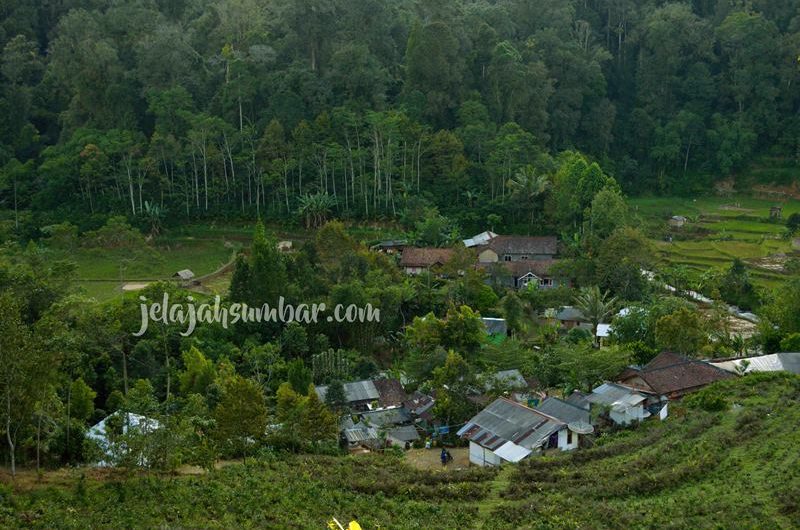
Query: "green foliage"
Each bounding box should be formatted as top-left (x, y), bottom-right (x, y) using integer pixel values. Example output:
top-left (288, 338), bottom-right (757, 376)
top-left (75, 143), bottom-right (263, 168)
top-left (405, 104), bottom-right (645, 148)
top-left (178, 346), bottom-right (215, 396)
top-left (213, 375), bottom-right (267, 458)
top-left (286, 359), bottom-right (312, 395)
top-left (779, 333), bottom-right (800, 352)
top-left (69, 378), bottom-right (96, 423)
top-left (655, 307), bottom-right (709, 355)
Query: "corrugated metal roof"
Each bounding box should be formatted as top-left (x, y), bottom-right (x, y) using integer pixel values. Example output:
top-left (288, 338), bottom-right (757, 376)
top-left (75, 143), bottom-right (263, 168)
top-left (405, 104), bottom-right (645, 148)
top-left (536, 397), bottom-right (591, 425)
top-left (596, 323), bottom-right (612, 337)
top-left (588, 383), bottom-right (648, 411)
top-left (457, 398), bottom-right (563, 452)
top-left (494, 441), bottom-right (532, 462)
top-left (711, 353), bottom-right (800, 375)
top-left (555, 306), bottom-right (586, 322)
top-left (315, 380), bottom-right (380, 403)
top-left (360, 407), bottom-right (410, 427)
top-left (344, 422), bottom-right (378, 443)
top-left (387, 425), bottom-right (420, 443)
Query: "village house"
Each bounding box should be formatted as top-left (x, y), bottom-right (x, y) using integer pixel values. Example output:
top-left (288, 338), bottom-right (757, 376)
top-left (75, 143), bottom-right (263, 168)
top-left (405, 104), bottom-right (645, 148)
top-left (481, 317), bottom-right (509, 338)
top-left (552, 306), bottom-right (590, 330)
top-left (710, 352), bottom-right (800, 375)
top-left (479, 259), bottom-right (562, 290)
top-left (173, 269), bottom-right (196, 287)
top-left (399, 247), bottom-right (455, 275)
top-left (477, 235), bottom-right (558, 262)
top-left (86, 412), bottom-right (161, 467)
top-left (586, 383), bottom-right (655, 425)
top-left (370, 240), bottom-right (408, 254)
top-left (457, 397), bottom-right (588, 467)
top-left (320, 378), bottom-right (431, 450)
top-left (616, 351), bottom-right (733, 400)
top-left (475, 235), bottom-right (562, 289)
top-left (535, 396), bottom-right (593, 436)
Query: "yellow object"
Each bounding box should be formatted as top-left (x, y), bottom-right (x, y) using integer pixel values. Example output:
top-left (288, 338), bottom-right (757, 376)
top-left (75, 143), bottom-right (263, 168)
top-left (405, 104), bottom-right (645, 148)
top-left (328, 517), bottom-right (362, 530)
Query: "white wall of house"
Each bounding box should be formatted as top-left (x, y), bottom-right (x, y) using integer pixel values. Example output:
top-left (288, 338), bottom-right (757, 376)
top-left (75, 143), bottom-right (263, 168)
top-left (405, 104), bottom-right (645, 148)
top-left (557, 429), bottom-right (579, 451)
top-left (478, 249), bottom-right (498, 263)
top-left (404, 266), bottom-right (424, 275)
top-left (610, 405), bottom-right (646, 426)
top-left (469, 441), bottom-right (503, 466)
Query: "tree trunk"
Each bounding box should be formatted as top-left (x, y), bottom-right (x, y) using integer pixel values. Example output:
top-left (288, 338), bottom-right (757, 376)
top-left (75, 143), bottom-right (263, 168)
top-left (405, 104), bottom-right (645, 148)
top-left (122, 348), bottom-right (129, 395)
top-left (6, 392), bottom-right (15, 478)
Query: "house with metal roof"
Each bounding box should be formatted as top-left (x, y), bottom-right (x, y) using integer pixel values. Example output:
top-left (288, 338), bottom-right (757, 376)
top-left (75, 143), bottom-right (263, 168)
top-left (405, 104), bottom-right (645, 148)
top-left (587, 383), bottom-right (654, 425)
top-left (536, 397), bottom-right (591, 426)
top-left (315, 380), bottom-right (380, 411)
top-left (457, 397), bottom-right (586, 467)
top-left (710, 352), bottom-right (800, 375)
top-left (481, 317), bottom-right (509, 337)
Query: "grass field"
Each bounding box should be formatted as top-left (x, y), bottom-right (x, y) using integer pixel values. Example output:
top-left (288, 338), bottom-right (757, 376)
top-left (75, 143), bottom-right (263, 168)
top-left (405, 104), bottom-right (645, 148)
top-left (631, 195), bottom-right (800, 289)
top-left (63, 221), bottom-right (403, 301)
top-left (1, 373), bottom-right (798, 528)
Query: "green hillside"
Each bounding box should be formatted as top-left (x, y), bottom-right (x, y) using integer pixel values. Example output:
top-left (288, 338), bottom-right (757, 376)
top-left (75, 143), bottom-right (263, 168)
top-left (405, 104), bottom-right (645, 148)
top-left (2, 373), bottom-right (798, 529)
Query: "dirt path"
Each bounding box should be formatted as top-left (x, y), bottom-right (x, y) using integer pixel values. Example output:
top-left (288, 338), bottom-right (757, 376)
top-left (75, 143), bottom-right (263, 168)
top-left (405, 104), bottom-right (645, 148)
top-left (404, 447), bottom-right (470, 471)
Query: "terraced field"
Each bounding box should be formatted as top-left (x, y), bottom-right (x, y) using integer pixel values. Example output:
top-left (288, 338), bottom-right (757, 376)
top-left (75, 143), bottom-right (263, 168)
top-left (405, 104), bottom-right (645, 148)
top-left (631, 196), bottom-right (800, 289)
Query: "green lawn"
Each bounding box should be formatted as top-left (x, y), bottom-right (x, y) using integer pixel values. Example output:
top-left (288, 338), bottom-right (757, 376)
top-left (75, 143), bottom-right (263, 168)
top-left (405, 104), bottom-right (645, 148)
top-left (61, 220), bottom-right (403, 301)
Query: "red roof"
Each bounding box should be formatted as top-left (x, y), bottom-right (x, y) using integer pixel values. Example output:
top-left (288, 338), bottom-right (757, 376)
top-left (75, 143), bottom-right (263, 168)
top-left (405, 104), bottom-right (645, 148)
top-left (619, 352), bottom-right (733, 398)
top-left (373, 379), bottom-right (408, 408)
top-left (400, 247), bottom-right (455, 268)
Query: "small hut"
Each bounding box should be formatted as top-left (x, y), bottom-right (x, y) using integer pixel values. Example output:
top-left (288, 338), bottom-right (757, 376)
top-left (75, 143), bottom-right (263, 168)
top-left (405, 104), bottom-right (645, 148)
top-left (668, 215), bottom-right (687, 228)
top-left (770, 206), bottom-right (783, 220)
top-left (277, 240), bottom-right (293, 252)
top-left (173, 269), bottom-right (195, 286)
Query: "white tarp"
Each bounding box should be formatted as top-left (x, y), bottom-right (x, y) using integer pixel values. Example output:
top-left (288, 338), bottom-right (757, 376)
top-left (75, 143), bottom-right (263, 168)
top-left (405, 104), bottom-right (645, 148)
top-left (494, 441), bottom-right (532, 463)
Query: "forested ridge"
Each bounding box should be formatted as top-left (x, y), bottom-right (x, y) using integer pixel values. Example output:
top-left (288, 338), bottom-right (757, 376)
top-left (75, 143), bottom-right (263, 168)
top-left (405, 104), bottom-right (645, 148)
top-left (1, 0), bottom-right (799, 234)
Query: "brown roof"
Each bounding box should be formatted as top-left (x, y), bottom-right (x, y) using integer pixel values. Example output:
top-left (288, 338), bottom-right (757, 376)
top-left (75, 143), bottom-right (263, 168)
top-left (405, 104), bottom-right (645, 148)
top-left (619, 352), bottom-right (733, 398)
top-left (644, 351), bottom-right (687, 370)
top-left (373, 379), bottom-right (408, 408)
top-left (486, 236), bottom-right (558, 256)
top-left (400, 247), bottom-right (455, 268)
top-left (478, 259), bottom-right (558, 278)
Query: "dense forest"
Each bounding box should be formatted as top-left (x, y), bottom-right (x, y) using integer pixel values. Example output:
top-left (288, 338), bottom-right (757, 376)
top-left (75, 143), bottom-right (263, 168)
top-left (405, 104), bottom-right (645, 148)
top-left (1, 3), bottom-right (800, 526)
top-left (1, 0), bottom-right (799, 235)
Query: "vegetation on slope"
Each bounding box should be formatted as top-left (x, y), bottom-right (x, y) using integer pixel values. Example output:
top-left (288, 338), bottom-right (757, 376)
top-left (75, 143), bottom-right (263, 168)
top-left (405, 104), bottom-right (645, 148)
top-left (2, 373), bottom-right (798, 529)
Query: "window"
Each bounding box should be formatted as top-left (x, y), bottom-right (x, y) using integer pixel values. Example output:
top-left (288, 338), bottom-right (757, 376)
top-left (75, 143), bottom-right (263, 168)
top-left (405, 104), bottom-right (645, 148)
top-left (503, 255), bottom-right (511, 262)
top-left (567, 431), bottom-right (573, 444)
top-left (521, 255), bottom-right (529, 260)
top-left (539, 278), bottom-right (553, 288)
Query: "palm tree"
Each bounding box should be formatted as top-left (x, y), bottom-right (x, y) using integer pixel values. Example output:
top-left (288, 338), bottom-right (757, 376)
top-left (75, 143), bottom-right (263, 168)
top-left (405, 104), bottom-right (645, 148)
top-left (574, 286), bottom-right (617, 345)
top-left (297, 192), bottom-right (337, 229)
top-left (463, 190), bottom-right (479, 208)
top-left (507, 165), bottom-right (550, 227)
top-left (143, 201), bottom-right (165, 238)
